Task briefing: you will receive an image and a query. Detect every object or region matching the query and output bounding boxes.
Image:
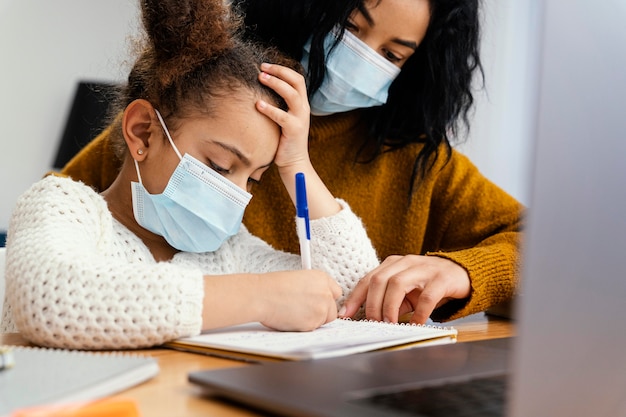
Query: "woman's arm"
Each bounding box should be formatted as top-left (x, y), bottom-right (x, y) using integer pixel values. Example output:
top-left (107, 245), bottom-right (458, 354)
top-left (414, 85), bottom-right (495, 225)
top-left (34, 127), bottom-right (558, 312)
top-left (421, 151), bottom-right (523, 321)
top-left (340, 149), bottom-right (523, 324)
top-left (58, 121), bottom-right (122, 192)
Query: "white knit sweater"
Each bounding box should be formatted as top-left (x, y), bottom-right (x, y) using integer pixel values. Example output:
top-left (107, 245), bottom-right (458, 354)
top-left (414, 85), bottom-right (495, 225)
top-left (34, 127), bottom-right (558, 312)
top-left (1, 176), bottom-right (379, 349)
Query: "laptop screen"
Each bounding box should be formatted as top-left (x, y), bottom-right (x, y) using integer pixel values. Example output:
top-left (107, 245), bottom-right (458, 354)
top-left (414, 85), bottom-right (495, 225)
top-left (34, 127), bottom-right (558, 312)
top-left (509, 1), bottom-right (626, 416)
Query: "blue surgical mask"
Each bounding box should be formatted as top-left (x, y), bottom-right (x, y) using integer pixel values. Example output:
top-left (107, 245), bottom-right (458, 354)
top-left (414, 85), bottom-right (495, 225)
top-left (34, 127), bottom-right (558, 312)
top-left (301, 28), bottom-right (401, 116)
top-left (131, 109), bottom-right (252, 253)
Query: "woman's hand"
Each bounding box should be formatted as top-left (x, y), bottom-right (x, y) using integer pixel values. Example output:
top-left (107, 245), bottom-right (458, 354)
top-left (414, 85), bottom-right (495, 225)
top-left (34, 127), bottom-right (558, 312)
top-left (259, 270), bottom-right (342, 331)
top-left (256, 62), bottom-right (311, 172)
top-left (339, 255), bottom-right (471, 324)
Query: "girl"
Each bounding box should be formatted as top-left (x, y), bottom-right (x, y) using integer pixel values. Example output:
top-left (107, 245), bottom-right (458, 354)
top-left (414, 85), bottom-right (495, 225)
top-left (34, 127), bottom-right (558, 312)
top-left (0, 0), bottom-right (379, 349)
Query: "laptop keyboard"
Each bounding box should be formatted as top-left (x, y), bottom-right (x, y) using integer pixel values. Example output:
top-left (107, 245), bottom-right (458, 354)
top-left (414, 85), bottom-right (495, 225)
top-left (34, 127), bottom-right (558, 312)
top-left (351, 374), bottom-right (507, 417)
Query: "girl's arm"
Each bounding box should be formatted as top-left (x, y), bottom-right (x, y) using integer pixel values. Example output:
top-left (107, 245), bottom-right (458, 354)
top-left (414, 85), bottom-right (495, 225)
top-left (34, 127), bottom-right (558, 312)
top-left (256, 63), bottom-right (341, 220)
top-left (200, 270), bottom-right (340, 331)
top-left (191, 199), bottom-right (379, 310)
top-left (5, 176), bottom-right (342, 348)
top-left (4, 176), bottom-right (204, 349)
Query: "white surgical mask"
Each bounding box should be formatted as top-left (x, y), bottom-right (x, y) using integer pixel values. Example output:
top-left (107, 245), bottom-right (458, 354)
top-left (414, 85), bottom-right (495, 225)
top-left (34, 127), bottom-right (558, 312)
top-left (301, 28), bottom-right (401, 116)
top-left (131, 110), bottom-right (252, 253)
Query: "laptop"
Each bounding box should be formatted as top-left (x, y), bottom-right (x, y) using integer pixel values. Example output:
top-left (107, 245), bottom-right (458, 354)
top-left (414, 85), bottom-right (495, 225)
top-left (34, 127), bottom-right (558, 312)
top-left (190, 337), bottom-right (512, 417)
top-left (189, 1), bottom-right (626, 416)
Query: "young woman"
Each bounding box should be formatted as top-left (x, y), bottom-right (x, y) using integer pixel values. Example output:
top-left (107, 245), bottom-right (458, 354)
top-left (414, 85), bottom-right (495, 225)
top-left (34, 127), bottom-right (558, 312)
top-left (0, 0), bottom-right (379, 349)
top-left (58, 0), bottom-right (523, 325)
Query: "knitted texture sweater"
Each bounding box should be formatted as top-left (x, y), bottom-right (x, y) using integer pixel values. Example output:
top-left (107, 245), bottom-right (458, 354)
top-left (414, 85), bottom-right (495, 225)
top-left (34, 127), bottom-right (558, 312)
top-left (1, 175), bottom-right (379, 349)
top-left (57, 110), bottom-right (524, 322)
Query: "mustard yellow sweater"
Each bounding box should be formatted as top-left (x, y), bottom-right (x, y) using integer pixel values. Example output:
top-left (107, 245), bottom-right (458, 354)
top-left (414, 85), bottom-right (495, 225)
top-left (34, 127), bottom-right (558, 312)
top-left (60, 110), bottom-right (523, 322)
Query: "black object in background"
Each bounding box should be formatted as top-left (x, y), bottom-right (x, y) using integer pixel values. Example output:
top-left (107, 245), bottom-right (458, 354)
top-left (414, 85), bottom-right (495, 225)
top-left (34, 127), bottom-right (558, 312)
top-left (53, 81), bottom-right (119, 169)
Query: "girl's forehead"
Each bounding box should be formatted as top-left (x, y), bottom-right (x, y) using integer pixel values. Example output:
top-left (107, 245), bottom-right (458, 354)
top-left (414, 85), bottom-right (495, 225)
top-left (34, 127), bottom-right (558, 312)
top-left (179, 94), bottom-right (280, 163)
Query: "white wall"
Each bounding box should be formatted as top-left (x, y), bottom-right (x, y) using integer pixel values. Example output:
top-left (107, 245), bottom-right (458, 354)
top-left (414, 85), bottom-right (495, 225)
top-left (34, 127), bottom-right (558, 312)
top-left (460, 1), bottom-right (538, 205)
top-left (0, 0), bottom-right (534, 234)
top-left (0, 0), bottom-right (140, 233)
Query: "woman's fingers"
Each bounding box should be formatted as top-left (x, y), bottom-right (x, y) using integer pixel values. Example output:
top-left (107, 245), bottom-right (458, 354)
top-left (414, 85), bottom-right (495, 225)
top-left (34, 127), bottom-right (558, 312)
top-left (342, 254), bottom-right (471, 324)
top-left (339, 276), bottom-right (370, 318)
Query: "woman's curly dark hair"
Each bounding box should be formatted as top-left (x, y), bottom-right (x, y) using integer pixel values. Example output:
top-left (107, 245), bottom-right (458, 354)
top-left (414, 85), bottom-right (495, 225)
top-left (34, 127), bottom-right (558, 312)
top-left (234, 0), bottom-right (483, 191)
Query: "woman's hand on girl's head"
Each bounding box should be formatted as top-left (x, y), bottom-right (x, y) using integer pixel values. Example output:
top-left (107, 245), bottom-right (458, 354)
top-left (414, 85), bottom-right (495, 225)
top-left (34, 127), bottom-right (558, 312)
top-left (256, 62), bottom-right (311, 173)
top-left (338, 255), bottom-right (471, 325)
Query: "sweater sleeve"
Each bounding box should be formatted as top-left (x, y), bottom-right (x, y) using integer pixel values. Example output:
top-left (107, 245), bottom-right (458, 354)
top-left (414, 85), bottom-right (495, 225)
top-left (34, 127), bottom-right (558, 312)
top-left (185, 199), bottom-right (380, 306)
top-left (3, 176), bottom-right (204, 350)
top-left (423, 151), bottom-right (524, 321)
top-left (308, 199), bottom-right (380, 305)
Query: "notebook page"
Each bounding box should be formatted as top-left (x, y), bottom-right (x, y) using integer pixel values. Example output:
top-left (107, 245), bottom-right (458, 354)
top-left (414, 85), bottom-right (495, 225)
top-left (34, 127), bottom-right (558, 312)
top-left (171, 318), bottom-right (457, 360)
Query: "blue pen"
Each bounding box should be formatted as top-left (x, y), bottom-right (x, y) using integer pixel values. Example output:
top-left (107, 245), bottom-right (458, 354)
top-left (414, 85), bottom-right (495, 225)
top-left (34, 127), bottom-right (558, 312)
top-left (295, 172), bottom-right (312, 269)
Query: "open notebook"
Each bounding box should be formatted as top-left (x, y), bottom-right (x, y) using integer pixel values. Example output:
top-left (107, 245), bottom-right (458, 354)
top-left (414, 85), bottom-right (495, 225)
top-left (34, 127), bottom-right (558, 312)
top-left (165, 318), bottom-right (457, 361)
top-left (0, 346), bottom-right (158, 416)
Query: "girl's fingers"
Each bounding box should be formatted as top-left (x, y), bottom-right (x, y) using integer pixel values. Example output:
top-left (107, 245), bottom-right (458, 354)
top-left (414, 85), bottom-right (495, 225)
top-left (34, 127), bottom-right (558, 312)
top-left (258, 67), bottom-right (308, 114)
top-left (256, 99), bottom-right (290, 127)
top-left (260, 63), bottom-right (308, 95)
top-left (258, 71), bottom-right (296, 101)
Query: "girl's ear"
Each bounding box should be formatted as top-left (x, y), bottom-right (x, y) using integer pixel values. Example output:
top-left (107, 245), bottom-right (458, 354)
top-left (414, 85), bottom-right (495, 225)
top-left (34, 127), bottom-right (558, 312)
top-left (122, 99), bottom-right (158, 161)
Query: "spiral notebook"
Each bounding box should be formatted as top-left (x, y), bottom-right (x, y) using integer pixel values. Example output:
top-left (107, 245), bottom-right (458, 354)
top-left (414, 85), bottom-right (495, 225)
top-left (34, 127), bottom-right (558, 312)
top-left (0, 346), bottom-right (159, 416)
top-left (165, 318), bottom-right (457, 361)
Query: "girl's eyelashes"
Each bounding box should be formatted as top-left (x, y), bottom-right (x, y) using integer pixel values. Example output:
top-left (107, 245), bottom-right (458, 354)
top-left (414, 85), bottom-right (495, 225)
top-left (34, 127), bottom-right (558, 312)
top-left (208, 158), bottom-right (261, 187)
top-left (246, 177), bottom-right (261, 193)
top-left (209, 160), bottom-right (230, 175)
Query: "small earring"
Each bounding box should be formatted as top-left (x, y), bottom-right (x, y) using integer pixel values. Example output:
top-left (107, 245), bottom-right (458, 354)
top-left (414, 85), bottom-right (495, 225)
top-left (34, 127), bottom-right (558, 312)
top-left (137, 149), bottom-right (144, 155)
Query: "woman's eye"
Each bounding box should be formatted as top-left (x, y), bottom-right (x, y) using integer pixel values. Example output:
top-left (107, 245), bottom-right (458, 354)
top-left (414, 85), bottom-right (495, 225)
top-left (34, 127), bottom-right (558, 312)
top-left (383, 49), bottom-right (402, 63)
top-left (344, 20), bottom-right (358, 33)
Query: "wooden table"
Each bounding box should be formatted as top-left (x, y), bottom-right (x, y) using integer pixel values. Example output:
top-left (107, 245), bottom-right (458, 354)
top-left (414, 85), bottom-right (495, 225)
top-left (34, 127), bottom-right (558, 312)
top-left (1, 313), bottom-right (514, 417)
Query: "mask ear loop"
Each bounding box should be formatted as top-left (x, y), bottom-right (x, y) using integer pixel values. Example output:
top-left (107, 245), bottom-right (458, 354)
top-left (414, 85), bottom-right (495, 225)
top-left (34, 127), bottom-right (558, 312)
top-left (133, 159), bottom-right (143, 185)
top-left (133, 108), bottom-right (181, 185)
top-left (154, 109), bottom-right (183, 160)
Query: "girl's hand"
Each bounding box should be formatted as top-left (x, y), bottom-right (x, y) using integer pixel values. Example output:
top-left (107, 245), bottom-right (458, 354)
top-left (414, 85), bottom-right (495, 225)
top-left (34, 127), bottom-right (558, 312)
top-left (259, 270), bottom-right (342, 331)
top-left (255, 62), bottom-right (341, 220)
top-left (256, 62), bottom-right (311, 172)
top-left (339, 255), bottom-right (471, 324)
